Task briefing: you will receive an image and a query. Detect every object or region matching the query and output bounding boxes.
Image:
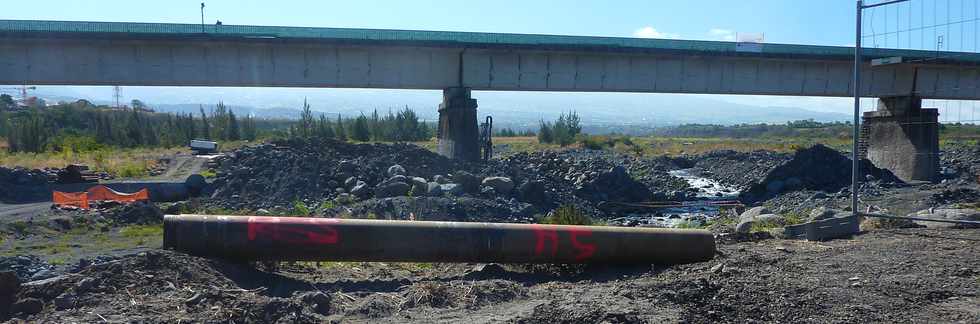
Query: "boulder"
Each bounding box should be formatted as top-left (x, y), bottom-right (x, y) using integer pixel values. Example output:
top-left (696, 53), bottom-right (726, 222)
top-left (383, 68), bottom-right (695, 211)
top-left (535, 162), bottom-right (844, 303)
top-left (481, 177), bottom-right (514, 194)
top-left (11, 298), bottom-right (42, 316)
top-left (452, 171), bottom-right (481, 193)
top-left (440, 183), bottom-right (464, 196)
top-left (387, 175), bottom-right (407, 184)
top-left (53, 292), bottom-right (75, 310)
top-left (0, 271), bottom-right (18, 319)
top-left (809, 207), bottom-right (843, 221)
top-left (350, 182), bottom-right (371, 199)
top-left (387, 164), bottom-right (406, 177)
top-left (374, 181), bottom-right (411, 198)
top-left (910, 208), bottom-right (980, 228)
top-left (574, 166), bottom-right (651, 203)
top-left (735, 220), bottom-right (755, 234)
top-left (739, 206), bottom-right (770, 222)
top-left (409, 177), bottom-right (428, 197)
top-left (344, 177), bottom-right (358, 189)
top-left (433, 175), bottom-right (449, 184)
top-left (409, 177), bottom-right (427, 188)
top-left (518, 180), bottom-right (547, 204)
top-left (426, 182), bottom-right (443, 196)
top-left (755, 214), bottom-right (786, 225)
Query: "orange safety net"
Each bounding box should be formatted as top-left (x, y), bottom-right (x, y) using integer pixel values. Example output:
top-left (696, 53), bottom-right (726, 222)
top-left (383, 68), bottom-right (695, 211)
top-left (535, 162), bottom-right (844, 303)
top-left (86, 185), bottom-right (150, 202)
top-left (52, 191), bottom-right (90, 209)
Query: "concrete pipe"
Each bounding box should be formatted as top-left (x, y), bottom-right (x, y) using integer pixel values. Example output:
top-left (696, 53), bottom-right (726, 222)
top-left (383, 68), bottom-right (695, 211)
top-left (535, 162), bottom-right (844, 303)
top-left (163, 215), bottom-right (716, 265)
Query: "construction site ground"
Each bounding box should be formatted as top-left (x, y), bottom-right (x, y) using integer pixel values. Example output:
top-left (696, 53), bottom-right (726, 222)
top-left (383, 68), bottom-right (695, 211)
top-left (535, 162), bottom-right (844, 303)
top-left (4, 227), bottom-right (977, 323)
top-left (2, 140), bottom-right (979, 323)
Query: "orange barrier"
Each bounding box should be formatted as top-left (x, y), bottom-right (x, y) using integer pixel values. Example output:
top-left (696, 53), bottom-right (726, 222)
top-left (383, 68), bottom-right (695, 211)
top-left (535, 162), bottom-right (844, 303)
top-left (86, 185), bottom-right (149, 202)
top-left (53, 185), bottom-right (150, 209)
top-left (53, 191), bottom-right (90, 209)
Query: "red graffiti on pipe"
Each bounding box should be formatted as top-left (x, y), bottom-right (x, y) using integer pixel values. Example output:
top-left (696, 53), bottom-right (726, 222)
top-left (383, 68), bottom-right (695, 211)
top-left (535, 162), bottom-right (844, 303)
top-left (247, 217), bottom-right (340, 245)
top-left (567, 228), bottom-right (596, 262)
top-left (532, 226), bottom-right (596, 262)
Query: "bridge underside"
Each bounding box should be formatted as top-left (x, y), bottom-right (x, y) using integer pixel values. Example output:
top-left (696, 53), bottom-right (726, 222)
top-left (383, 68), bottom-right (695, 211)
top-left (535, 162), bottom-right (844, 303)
top-left (0, 37), bottom-right (956, 178)
top-left (2, 38), bottom-right (980, 99)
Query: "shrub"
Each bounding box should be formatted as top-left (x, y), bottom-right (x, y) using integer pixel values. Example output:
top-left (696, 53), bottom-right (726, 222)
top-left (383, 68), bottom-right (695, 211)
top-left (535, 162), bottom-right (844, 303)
top-left (541, 205), bottom-right (593, 225)
top-left (580, 135), bottom-right (609, 150)
top-left (291, 200), bottom-right (311, 216)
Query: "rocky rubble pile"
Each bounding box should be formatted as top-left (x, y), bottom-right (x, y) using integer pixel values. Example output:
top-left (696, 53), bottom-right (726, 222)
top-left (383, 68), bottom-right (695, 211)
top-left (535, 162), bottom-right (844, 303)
top-left (940, 142), bottom-right (980, 182)
top-left (206, 140), bottom-right (676, 221)
top-left (0, 167), bottom-right (52, 203)
top-left (493, 150), bottom-right (688, 205)
top-left (740, 145), bottom-right (902, 203)
top-left (209, 138), bottom-right (477, 208)
top-left (689, 150), bottom-right (791, 190)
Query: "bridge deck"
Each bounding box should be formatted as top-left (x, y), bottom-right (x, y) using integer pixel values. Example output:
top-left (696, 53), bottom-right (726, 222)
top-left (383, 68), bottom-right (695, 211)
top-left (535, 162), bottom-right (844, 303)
top-left (1, 19), bottom-right (978, 64)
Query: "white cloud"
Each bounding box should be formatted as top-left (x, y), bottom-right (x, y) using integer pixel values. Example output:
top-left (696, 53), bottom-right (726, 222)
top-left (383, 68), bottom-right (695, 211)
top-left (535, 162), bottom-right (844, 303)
top-left (708, 28), bottom-right (735, 41)
top-left (632, 26), bottom-right (680, 39)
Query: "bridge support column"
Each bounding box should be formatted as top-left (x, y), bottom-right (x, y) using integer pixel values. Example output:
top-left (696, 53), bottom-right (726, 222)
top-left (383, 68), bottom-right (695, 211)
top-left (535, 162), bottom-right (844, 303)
top-left (437, 87), bottom-right (480, 161)
top-left (861, 96), bottom-right (939, 182)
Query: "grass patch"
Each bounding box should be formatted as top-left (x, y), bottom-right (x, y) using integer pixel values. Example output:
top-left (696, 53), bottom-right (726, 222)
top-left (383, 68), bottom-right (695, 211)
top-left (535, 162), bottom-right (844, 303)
top-left (0, 146), bottom-right (183, 176)
top-left (540, 205), bottom-right (593, 226)
top-left (199, 169), bottom-right (217, 178)
top-left (749, 219), bottom-right (784, 233)
top-left (675, 220), bottom-right (705, 229)
top-left (6, 221), bottom-right (30, 234)
top-left (783, 212), bottom-right (807, 226)
top-left (119, 224), bottom-right (164, 238)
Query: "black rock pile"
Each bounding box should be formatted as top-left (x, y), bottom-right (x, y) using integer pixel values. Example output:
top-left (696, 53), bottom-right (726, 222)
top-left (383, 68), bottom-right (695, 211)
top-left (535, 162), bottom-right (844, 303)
top-left (940, 142), bottom-right (980, 181)
top-left (689, 150), bottom-right (791, 190)
top-left (740, 144), bottom-right (902, 203)
top-left (209, 138), bottom-right (477, 208)
top-left (206, 140), bottom-right (676, 221)
top-left (0, 167), bottom-right (52, 203)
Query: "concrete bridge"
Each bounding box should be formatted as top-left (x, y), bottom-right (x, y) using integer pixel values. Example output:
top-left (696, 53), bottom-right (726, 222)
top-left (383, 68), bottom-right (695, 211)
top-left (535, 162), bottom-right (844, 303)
top-left (3, 20), bottom-right (978, 180)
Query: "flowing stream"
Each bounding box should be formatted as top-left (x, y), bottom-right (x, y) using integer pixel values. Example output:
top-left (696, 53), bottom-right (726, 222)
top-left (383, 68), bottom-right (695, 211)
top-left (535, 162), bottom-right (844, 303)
top-left (613, 169), bottom-right (741, 228)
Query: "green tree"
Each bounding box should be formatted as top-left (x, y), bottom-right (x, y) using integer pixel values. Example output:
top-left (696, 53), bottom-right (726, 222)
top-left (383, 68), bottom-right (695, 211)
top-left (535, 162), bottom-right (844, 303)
top-left (538, 120), bottom-right (553, 144)
top-left (0, 94), bottom-right (14, 110)
top-left (227, 110), bottom-right (241, 141)
top-left (298, 99), bottom-right (314, 138)
top-left (199, 106), bottom-right (211, 139)
top-left (351, 114), bottom-right (371, 141)
top-left (334, 114), bottom-right (347, 141)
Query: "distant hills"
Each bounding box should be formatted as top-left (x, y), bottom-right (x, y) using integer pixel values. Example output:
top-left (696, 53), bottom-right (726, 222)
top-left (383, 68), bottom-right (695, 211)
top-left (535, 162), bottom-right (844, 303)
top-left (24, 85), bottom-right (850, 132)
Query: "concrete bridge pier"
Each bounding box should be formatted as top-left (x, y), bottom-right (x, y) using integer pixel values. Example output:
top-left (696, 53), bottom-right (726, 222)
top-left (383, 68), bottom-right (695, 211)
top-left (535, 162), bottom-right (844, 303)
top-left (437, 87), bottom-right (480, 161)
top-left (861, 96), bottom-right (939, 182)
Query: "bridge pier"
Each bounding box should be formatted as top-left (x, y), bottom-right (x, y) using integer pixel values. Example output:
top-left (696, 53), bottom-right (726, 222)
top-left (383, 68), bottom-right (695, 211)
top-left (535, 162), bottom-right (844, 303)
top-left (437, 87), bottom-right (480, 161)
top-left (861, 96), bottom-right (939, 182)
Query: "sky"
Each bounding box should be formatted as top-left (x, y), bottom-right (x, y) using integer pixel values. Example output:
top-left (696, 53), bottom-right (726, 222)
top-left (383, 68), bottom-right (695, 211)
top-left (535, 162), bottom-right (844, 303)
top-left (2, 0), bottom-right (978, 120)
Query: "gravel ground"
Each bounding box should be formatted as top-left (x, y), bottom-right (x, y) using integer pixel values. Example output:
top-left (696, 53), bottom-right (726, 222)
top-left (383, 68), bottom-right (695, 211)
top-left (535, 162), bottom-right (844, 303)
top-left (4, 227), bottom-right (977, 323)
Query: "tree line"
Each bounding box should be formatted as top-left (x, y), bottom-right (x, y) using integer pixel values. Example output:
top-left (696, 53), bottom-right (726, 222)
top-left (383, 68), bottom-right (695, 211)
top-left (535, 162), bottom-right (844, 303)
top-left (288, 100), bottom-right (433, 142)
top-left (1, 100), bottom-right (276, 153)
top-left (2, 98), bottom-right (438, 154)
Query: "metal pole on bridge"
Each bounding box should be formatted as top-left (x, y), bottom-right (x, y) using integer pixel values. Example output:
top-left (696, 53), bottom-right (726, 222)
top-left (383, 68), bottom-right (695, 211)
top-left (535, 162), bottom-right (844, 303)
top-left (852, 0), bottom-right (863, 215)
top-left (852, 0), bottom-right (910, 214)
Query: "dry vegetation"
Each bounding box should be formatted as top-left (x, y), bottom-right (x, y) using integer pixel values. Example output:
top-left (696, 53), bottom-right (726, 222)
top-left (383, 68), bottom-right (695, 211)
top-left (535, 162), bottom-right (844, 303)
top-left (0, 140), bottom-right (185, 178)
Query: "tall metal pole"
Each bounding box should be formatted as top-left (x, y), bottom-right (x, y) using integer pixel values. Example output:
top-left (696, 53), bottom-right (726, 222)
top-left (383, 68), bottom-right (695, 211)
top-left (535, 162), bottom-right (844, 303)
top-left (852, 0), bottom-right (862, 214)
top-left (200, 3), bottom-right (206, 33)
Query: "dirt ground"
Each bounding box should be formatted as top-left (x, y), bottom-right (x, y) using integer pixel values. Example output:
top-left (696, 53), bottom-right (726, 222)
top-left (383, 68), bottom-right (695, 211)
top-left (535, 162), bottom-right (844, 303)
top-left (5, 227), bottom-right (978, 323)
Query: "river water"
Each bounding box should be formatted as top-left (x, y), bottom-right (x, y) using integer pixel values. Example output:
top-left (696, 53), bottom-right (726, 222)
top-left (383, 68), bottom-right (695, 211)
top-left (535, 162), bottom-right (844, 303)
top-left (611, 169), bottom-right (741, 228)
